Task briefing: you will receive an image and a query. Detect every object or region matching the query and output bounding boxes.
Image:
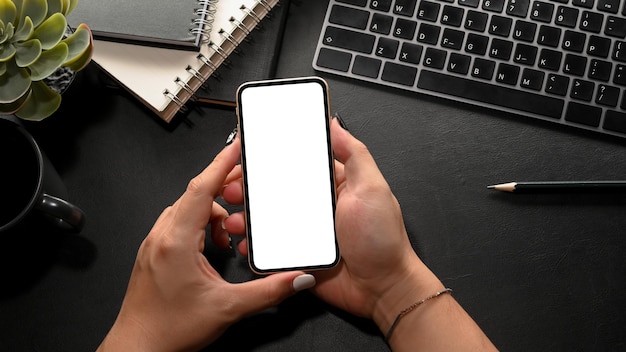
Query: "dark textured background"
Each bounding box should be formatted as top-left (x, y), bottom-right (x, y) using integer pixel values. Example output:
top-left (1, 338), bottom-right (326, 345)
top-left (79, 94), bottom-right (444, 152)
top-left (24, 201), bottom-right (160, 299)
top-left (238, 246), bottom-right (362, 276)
top-left (1, 1), bottom-right (625, 351)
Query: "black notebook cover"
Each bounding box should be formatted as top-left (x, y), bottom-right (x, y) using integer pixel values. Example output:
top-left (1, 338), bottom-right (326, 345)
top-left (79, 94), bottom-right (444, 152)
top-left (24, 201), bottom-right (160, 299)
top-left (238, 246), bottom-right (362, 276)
top-left (67, 0), bottom-right (215, 50)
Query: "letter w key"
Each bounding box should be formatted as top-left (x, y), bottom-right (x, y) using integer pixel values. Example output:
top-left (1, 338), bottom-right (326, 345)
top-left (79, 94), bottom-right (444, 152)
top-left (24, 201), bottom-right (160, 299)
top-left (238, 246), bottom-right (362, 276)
top-left (393, 0), bottom-right (418, 16)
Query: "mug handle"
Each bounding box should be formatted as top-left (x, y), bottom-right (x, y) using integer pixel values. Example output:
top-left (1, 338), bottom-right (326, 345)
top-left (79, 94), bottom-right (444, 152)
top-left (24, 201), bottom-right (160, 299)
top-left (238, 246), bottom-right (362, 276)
top-left (36, 194), bottom-right (86, 232)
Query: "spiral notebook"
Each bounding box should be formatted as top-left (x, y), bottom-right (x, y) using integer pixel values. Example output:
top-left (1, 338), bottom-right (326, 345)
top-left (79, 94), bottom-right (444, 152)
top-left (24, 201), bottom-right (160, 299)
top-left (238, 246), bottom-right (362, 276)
top-left (67, 0), bottom-right (214, 50)
top-left (91, 0), bottom-right (282, 123)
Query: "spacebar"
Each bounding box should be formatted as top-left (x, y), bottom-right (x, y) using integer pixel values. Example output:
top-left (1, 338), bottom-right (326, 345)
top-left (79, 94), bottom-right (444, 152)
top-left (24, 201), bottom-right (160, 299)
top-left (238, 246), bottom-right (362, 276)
top-left (417, 70), bottom-right (564, 119)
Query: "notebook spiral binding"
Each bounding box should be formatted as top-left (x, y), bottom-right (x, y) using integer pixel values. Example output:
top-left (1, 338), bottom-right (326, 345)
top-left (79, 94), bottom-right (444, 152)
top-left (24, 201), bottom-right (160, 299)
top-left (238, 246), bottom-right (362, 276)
top-left (190, 0), bottom-right (219, 45)
top-left (164, 0), bottom-right (280, 117)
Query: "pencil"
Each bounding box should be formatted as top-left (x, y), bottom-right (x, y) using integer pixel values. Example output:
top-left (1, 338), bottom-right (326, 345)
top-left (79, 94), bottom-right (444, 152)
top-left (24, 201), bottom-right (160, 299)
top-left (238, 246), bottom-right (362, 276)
top-left (487, 181), bottom-right (626, 193)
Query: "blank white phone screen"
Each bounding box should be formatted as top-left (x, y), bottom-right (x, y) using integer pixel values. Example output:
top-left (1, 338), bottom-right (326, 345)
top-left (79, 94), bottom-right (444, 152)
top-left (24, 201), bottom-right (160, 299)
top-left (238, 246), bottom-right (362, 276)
top-left (239, 80), bottom-right (337, 272)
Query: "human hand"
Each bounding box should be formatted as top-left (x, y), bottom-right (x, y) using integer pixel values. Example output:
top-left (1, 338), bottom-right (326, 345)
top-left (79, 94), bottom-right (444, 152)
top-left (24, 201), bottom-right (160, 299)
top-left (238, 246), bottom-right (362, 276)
top-left (97, 138), bottom-right (315, 352)
top-left (222, 119), bottom-right (443, 332)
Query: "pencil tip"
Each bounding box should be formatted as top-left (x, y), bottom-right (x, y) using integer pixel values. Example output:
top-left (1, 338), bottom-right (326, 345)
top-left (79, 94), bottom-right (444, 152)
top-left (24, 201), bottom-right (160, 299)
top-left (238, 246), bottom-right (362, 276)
top-left (487, 185), bottom-right (495, 189)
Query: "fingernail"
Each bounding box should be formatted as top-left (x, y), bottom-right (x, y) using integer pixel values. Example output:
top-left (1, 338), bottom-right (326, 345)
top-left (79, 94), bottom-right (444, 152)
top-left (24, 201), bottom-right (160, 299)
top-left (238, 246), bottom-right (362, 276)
top-left (225, 128), bottom-right (237, 145)
top-left (292, 274), bottom-right (316, 292)
top-left (332, 112), bottom-right (348, 131)
top-left (221, 217), bottom-right (228, 230)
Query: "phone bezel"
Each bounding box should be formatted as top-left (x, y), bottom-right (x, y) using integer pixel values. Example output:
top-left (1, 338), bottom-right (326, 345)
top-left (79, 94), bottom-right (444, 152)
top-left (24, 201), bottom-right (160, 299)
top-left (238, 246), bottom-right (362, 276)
top-left (236, 76), bottom-right (339, 274)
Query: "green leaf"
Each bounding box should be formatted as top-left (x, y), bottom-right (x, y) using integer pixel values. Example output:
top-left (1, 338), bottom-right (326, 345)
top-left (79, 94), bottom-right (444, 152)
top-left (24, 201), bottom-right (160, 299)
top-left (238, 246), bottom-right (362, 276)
top-left (13, 16), bottom-right (33, 42)
top-left (14, 38), bottom-right (41, 67)
top-left (46, 0), bottom-right (64, 18)
top-left (28, 41), bottom-right (68, 80)
top-left (0, 60), bottom-right (31, 103)
top-left (62, 23), bottom-right (92, 71)
top-left (0, 43), bottom-right (16, 62)
top-left (0, 89), bottom-right (30, 114)
top-left (0, 21), bottom-right (15, 45)
top-left (0, 61), bottom-right (6, 75)
top-left (0, 0), bottom-right (17, 29)
top-left (31, 12), bottom-right (66, 49)
top-left (15, 80), bottom-right (61, 121)
top-left (64, 0), bottom-right (79, 16)
top-left (21, 0), bottom-right (48, 28)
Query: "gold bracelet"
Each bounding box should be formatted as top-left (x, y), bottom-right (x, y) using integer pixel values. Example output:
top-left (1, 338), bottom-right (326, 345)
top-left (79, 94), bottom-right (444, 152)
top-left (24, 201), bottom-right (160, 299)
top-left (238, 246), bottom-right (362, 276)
top-left (384, 288), bottom-right (453, 342)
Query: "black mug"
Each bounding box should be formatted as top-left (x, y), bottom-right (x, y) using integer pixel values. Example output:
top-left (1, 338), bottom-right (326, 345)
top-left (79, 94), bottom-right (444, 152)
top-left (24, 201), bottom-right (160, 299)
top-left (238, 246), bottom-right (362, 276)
top-left (0, 118), bottom-right (85, 233)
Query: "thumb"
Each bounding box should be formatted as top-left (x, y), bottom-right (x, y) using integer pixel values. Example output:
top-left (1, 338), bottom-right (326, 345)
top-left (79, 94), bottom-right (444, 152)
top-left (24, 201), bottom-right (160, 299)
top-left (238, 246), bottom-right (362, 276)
top-left (232, 272), bottom-right (316, 315)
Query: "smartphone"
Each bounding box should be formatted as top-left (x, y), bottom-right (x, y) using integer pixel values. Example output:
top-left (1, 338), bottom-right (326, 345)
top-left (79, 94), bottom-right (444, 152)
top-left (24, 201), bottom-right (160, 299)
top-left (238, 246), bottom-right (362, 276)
top-left (236, 77), bottom-right (339, 274)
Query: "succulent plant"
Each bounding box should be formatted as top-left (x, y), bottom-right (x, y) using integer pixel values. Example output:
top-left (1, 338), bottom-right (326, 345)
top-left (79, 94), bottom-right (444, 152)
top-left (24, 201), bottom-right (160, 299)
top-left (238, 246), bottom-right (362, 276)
top-left (0, 0), bottom-right (93, 120)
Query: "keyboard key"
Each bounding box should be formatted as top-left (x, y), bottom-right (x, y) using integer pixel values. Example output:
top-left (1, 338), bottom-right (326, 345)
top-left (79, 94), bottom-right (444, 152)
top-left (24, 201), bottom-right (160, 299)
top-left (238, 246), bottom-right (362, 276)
top-left (614, 41), bottom-right (626, 62)
top-left (614, 64), bottom-right (626, 86)
top-left (417, 1), bottom-right (441, 22)
top-left (570, 79), bottom-right (595, 101)
top-left (465, 33), bottom-right (490, 54)
top-left (489, 15), bottom-right (513, 36)
top-left (496, 63), bottom-right (521, 85)
top-left (472, 58), bottom-right (496, 79)
top-left (587, 35), bottom-right (611, 57)
top-left (530, 1), bottom-right (555, 22)
top-left (545, 74), bottom-right (570, 95)
top-left (441, 5), bottom-right (465, 27)
top-left (520, 68), bottom-right (545, 90)
top-left (393, 18), bottom-right (418, 39)
top-left (399, 42), bottom-right (424, 64)
top-left (563, 53), bottom-right (588, 76)
top-left (417, 23), bottom-right (442, 44)
top-left (353, 55), bottom-right (382, 78)
top-left (605, 16), bottom-right (626, 38)
top-left (513, 43), bottom-right (538, 65)
top-left (490, 38), bottom-right (514, 59)
top-left (441, 28), bottom-right (465, 50)
top-left (423, 47), bottom-right (448, 69)
top-left (337, 0), bottom-right (367, 6)
top-left (572, 0), bottom-right (594, 8)
top-left (506, 0), bottom-right (530, 17)
top-left (375, 37), bottom-right (400, 58)
top-left (595, 84), bottom-right (620, 106)
top-left (604, 110), bottom-right (626, 133)
top-left (565, 101), bottom-right (602, 126)
top-left (316, 47), bottom-right (352, 72)
top-left (465, 10), bottom-right (489, 31)
top-left (370, 13), bottom-right (394, 34)
top-left (370, 0), bottom-right (392, 11)
top-left (322, 26), bottom-right (376, 53)
top-left (329, 5), bottom-right (370, 29)
top-left (393, 0), bottom-right (418, 16)
top-left (580, 11), bottom-right (604, 33)
top-left (555, 6), bottom-right (579, 28)
top-left (588, 59), bottom-right (612, 81)
top-left (381, 62), bottom-right (418, 85)
top-left (448, 53), bottom-right (472, 74)
top-left (537, 25), bottom-right (562, 47)
top-left (459, 0), bottom-right (481, 7)
top-left (597, 0), bottom-right (619, 13)
top-left (538, 48), bottom-right (563, 70)
top-left (417, 70), bottom-right (565, 118)
top-left (562, 30), bottom-right (587, 52)
top-left (482, 0), bottom-right (505, 13)
top-left (513, 20), bottom-right (537, 42)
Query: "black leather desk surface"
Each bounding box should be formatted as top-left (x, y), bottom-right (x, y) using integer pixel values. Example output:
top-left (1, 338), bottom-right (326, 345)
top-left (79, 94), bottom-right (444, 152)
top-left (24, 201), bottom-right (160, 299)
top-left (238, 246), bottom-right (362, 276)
top-left (1, 1), bottom-right (625, 351)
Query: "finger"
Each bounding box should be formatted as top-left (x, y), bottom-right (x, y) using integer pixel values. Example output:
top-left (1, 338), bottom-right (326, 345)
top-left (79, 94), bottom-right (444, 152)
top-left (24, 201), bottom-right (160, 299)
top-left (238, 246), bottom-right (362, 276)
top-left (222, 178), bottom-right (244, 205)
top-left (210, 202), bottom-right (231, 250)
top-left (224, 164), bottom-right (242, 185)
top-left (223, 211), bottom-right (246, 236)
top-left (330, 118), bottom-right (384, 186)
top-left (333, 160), bottom-right (346, 187)
top-left (237, 238), bottom-right (248, 257)
top-left (231, 272), bottom-right (316, 317)
top-left (174, 138), bottom-right (241, 234)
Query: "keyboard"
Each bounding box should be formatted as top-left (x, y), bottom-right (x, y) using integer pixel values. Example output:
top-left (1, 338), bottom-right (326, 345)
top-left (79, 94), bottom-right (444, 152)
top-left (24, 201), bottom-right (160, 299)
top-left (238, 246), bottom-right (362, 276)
top-left (312, 0), bottom-right (626, 139)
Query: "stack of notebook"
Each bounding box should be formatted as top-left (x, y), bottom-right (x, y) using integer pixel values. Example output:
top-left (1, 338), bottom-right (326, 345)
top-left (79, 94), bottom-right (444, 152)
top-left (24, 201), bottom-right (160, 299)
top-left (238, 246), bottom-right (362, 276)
top-left (68, 0), bottom-right (289, 123)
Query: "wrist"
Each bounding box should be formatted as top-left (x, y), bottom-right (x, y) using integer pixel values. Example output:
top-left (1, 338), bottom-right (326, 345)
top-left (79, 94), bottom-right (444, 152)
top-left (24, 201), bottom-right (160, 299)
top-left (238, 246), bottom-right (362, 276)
top-left (371, 257), bottom-right (444, 336)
